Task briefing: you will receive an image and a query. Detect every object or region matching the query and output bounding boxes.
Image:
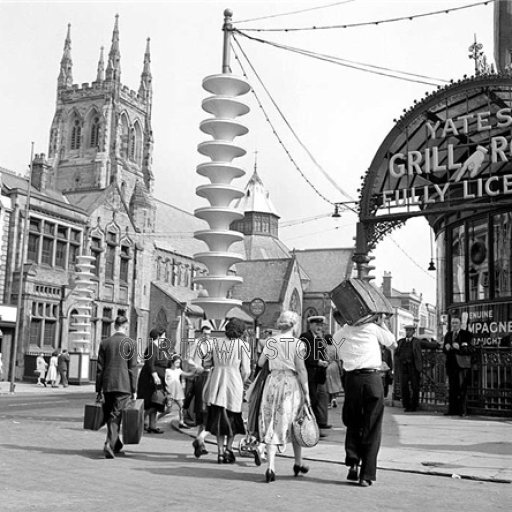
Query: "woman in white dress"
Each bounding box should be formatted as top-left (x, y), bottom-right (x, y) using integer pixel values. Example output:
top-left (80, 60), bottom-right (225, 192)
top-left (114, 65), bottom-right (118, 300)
top-left (258, 311), bottom-right (311, 483)
top-left (203, 318), bottom-right (251, 464)
top-left (46, 351), bottom-right (59, 387)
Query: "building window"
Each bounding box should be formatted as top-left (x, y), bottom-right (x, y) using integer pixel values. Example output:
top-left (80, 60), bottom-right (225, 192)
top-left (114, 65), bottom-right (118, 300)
top-left (90, 117), bottom-right (100, 148)
top-left (55, 240), bottom-right (66, 268)
top-left (91, 236), bottom-right (102, 276)
top-left (30, 301), bottom-right (58, 348)
top-left (27, 233), bottom-right (39, 263)
top-left (494, 212), bottom-right (512, 298)
top-left (468, 218), bottom-right (489, 301)
top-left (120, 244), bottom-right (130, 283)
top-left (41, 221), bottom-right (55, 265)
top-left (451, 224), bottom-right (466, 303)
top-left (70, 119), bottom-right (82, 150)
top-left (101, 307), bottom-right (113, 340)
top-left (30, 318), bottom-right (42, 346)
top-left (105, 245), bottom-right (116, 281)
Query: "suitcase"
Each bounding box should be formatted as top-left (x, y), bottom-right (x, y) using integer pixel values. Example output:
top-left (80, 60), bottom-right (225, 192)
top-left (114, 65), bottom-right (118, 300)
top-left (330, 278), bottom-right (393, 326)
top-left (122, 398), bottom-right (144, 444)
top-left (83, 402), bottom-right (105, 431)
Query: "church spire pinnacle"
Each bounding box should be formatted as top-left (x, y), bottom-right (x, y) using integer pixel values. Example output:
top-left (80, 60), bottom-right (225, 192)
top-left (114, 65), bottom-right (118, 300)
top-left (57, 23), bottom-right (73, 88)
top-left (139, 37), bottom-right (152, 98)
top-left (96, 46), bottom-right (105, 82)
top-left (106, 14), bottom-right (121, 82)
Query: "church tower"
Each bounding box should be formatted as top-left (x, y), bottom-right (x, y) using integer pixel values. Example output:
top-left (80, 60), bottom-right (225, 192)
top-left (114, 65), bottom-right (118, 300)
top-left (47, 16), bottom-right (154, 202)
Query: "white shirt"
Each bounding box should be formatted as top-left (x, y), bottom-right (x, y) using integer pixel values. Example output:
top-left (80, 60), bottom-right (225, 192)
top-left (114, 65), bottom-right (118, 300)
top-left (332, 322), bottom-right (396, 372)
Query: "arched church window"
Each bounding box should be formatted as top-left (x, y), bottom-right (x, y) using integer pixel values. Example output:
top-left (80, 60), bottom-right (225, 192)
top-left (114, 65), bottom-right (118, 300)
top-left (129, 127), bottom-right (136, 161)
top-left (90, 117), bottom-right (100, 148)
top-left (133, 122), bottom-right (143, 164)
top-left (70, 119), bottom-right (82, 150)
top-left (120, 115), bottom-right (130, 158)
top-left (289, 288), bottom-right (301, 314)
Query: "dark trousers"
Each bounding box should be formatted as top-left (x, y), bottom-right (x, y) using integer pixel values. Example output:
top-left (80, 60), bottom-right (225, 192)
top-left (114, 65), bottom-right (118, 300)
top-left (447, 367), bottom-right (469, 415)
top-left (309, 380), bottom-right (329, 427)
top-left (59, 369), bottom-right (68, 387)
top-left (103, 392), bottom-right (131, 449)
top-left (399, 362), bottom-right (420, 410)
top-left (342, 372), bottom-right (384, 482)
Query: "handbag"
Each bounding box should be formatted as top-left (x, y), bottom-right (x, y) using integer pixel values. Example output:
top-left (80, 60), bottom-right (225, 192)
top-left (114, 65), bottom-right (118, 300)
top-left (292, 403), bottom-right (319, 448)
top-left (151, 385), bottom-right (166, 412)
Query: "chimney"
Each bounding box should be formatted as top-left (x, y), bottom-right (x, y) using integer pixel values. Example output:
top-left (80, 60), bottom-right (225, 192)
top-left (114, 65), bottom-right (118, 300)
top-left (32, 153), bottom-right (50, 191)
top-left (382, 271), bottom-right (392, 298)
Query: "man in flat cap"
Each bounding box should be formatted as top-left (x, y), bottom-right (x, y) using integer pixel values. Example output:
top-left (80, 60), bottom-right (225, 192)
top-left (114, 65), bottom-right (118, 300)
top-left (395, 324), bottom-right (439, 412)
top-left (300, 316), bottom-right (331, 432)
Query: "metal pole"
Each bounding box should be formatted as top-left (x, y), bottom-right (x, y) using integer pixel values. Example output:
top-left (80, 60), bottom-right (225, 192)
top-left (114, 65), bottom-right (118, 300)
top-left (9, 142), bottom-right (35, 393)
top-left (222, 8), bottom-right (233, 74)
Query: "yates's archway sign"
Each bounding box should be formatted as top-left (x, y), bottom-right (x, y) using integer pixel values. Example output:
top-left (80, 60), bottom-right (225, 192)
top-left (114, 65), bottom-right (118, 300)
top-left (355, 75), bottom-right (512, 278)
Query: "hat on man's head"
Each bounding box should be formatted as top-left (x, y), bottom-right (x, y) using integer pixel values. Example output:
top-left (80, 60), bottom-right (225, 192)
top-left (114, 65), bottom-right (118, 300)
top-left (308, 315), bottom-right (326, 324)
top-left (404, 324), bottom-right (416, 330)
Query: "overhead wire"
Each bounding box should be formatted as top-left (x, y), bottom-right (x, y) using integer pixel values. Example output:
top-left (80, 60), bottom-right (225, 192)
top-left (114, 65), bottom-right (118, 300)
top-left (234, 29), bottom-right (448, 86)
top-left (388, 235), bottom-right (437, 280)
top-left (231, 41), bottom-right (339, 207)
top-left (234, 0), bottom-right (495, 32)
top-left (233, 34), bottom-right (357, 203)
top-left (234, 0), bottom-right (356, 24)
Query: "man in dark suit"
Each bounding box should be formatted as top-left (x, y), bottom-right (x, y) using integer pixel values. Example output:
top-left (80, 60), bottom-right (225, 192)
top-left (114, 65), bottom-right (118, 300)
top-left (395, 324), bottom-right (439, 412)
top-left (300, 316), bottom-right (331, 433)
top-left (443, 316), bottom-right (474, 416)
top-left (96, 315), bottom-right (138, 458)
top-left (57, 349), bottom-right (70, 387)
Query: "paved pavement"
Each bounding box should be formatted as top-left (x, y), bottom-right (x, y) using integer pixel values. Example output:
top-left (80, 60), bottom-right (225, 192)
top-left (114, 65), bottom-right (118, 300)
top-left (3, 380), bottom-right (512, 484)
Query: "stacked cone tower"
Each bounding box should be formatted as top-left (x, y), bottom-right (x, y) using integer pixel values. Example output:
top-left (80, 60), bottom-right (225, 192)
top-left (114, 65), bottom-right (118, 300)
top-left (70, 254), bottom-right (96, 352)
top-left (192, 73), bottom-right (250, 320)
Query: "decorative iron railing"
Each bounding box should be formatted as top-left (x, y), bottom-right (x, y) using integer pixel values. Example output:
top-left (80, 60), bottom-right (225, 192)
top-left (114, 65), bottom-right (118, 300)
top-left (393, 348), bottom-right (512, 417)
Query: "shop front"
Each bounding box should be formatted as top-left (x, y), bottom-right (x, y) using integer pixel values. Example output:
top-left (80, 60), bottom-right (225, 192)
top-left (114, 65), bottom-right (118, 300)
top-left (355, 75), bottom-right (512, 416)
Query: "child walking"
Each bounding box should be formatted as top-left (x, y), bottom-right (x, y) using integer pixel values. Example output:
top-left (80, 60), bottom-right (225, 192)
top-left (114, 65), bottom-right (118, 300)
top-left (165, 355), bottom-right (196, 428)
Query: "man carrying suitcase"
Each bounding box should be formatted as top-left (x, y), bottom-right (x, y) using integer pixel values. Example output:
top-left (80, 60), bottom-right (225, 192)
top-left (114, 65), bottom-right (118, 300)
top-left (96, 315), bottom-right (138, 459)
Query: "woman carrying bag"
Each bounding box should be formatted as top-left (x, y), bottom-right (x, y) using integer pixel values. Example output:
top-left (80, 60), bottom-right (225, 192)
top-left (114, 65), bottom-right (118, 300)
top-left (137, 328), bottom-right (170, 434)
top-left (257, 311), bottom-right (312, 483)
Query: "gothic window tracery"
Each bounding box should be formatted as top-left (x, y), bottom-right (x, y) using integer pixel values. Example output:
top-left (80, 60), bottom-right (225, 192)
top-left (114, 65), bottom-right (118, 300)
top-left (70, 119), bottom-right (82, 150)
top-left (90, 116), bottom-right (100, 148)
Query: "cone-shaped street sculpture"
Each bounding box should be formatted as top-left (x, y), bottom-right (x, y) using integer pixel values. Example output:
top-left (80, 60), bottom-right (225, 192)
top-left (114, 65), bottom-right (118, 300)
top-left (70, 255), bottom-right (96, 352)
top-left (192, 73), bottom-right (250, 319)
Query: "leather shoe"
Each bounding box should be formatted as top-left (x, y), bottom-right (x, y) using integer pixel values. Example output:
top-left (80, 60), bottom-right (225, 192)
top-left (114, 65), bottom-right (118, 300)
top-left (265, 469), bottom-right (276, 483)
top-left (347, 465), bottom-right (359, 481)
top-left (147, 427), bottom-right (164, 434)
top-left (359, 479), bottom-right (372, 487)
top-left (193, 439), bottom-right (208, 458)
top-left (103, 443), bottom-right (115, 459)
top-left (113, 439), bottom-right (123, 454)
top-left (293, 464), bottom-right (309, 476)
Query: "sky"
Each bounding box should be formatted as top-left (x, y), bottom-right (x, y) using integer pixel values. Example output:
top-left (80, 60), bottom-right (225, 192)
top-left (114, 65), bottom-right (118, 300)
top-left (0, 0), bottom-right (499, 305)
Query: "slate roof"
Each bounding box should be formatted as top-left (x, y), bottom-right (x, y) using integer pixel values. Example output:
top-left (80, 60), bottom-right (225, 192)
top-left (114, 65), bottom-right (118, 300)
top-left (65, 189), bottom-right (108, 213)
top-left (231, 235), bottom-right (290, 260)
top-left (294, 248), bottom-right (355, 293)
top-left (1, 167), bottom-right (69, 204)
top-left (153, 198), bottom-right (208, 258)
top-left (151, 281), bottom-right (203, 315)
top-left (231, 258), bottom-right (294, 303)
